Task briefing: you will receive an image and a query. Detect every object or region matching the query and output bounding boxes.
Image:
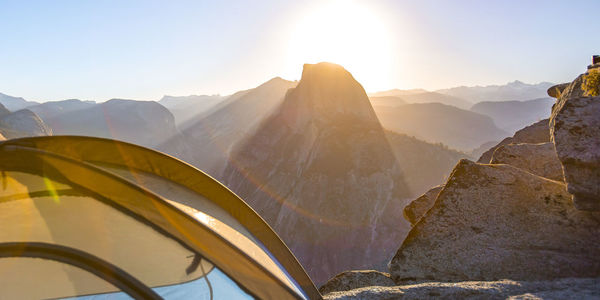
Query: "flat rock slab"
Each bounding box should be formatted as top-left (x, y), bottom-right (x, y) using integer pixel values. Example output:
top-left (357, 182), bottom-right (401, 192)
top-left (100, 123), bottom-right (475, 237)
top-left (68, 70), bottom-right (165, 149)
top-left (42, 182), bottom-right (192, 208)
top-left (390, 159), bottom-right (600, 283)
top-left (550, 96), bottom-right (600, 210)
top-left (403, 185), bottom-right (443, 226)
top-left (478, 119), bottom-right (550, 164)
top-left (323, 277), bottom-right (600, 300)
top-left (320, 270), bottom-right (395, 295)
top-left (490, 142), bottom-right (563, 181)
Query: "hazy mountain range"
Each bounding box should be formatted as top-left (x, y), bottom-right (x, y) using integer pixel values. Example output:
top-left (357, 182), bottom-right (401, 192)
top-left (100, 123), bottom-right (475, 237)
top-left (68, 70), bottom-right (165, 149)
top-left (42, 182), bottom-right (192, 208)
top-left (470, 97), bottom-right (554, 132)
top-left (436, 80), bottom-right (554, 103)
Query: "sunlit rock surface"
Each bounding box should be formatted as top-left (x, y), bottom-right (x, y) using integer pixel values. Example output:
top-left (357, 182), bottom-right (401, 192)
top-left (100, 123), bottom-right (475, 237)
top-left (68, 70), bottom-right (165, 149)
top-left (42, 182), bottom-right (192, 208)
top-left (221, 63), bottom-right (411, 285)
top-left (323, 277), bottom-right (600, 299)
top-left (550, 73), bottom-right (600, 210)
top-left (319, 270), bottom-right (395, 295)
top-left (403, 185), bottom-right (443, 226)
top-left (490, 142), bottom-right (563, 181)
top-left (477, 118), bottom-right (550, 163)
top-left (390, 159), bottom-right (600, 282)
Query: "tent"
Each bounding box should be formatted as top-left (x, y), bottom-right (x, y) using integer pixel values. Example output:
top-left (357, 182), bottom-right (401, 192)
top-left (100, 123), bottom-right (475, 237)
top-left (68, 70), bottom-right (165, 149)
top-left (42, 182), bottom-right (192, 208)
top-left (0, 136), bottom-right (320, 299)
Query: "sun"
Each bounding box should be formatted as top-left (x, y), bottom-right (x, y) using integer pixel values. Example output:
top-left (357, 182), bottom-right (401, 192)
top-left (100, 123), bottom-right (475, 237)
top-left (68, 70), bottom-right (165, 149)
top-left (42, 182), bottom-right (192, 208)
top-left (285, 0), bottom-right (393, 92)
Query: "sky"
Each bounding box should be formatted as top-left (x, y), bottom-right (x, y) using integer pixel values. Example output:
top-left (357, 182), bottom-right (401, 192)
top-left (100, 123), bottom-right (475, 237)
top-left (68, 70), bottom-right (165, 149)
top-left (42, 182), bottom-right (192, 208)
top-left (0, 0), bottom-right (598, 102)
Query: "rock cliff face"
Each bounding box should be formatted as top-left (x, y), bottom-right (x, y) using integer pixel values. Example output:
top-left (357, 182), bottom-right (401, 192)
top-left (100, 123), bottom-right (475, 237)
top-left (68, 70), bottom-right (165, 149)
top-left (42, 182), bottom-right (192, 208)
top-left (221, 63), bottom-right (411, 285)
top-left (390, 160), bottom-right (600, 282)
top-left (549, 70), bottom-right (600, 210)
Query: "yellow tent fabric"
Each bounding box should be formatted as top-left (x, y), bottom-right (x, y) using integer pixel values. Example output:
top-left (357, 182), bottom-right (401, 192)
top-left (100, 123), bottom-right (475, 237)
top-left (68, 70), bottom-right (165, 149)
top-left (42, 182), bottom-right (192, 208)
top-left (0, 136), bottom-right (320, 299)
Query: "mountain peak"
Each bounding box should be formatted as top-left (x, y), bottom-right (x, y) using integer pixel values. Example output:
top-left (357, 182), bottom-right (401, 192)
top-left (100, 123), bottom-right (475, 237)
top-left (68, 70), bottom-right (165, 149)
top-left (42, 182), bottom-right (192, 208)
top-left (284, 62), bottom-right (378, 127)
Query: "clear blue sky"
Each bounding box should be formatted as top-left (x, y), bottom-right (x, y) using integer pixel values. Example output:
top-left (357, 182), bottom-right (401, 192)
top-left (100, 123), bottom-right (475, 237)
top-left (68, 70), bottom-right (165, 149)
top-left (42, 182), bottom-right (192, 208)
top-left (1, 0), bottom-right (598, 102)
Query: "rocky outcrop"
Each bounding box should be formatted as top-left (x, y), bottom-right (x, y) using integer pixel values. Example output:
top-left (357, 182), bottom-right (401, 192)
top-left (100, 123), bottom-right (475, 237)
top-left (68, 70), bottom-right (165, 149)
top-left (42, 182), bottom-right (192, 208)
top-left (477, 118), bottom-right (550, 163)
top-left (490, 142), bottom-right (563, 181)
top-left (319, 271), bottom-right (395, 295)
top-left (0, 109), bottom-right (52, 138)
top-left (323, 277), bottom-right (600, 299)
top-left (549, 72), bottom-right (600, 210)
top-left (436, 80), bottom-right (554, 103)
top-left (221, 63), bottom-right (411, 285)
top-left (403, 185), bottom-right (443, 226)
top-left (390, 159), bottom-right (600, 283)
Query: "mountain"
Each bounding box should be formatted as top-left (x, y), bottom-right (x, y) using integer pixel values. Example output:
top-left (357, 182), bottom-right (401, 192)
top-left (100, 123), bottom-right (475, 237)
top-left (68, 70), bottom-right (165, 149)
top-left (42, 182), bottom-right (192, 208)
top-left (370, 90), bottom-right (471, 109)
top-left (158, 77), bottom-right (297, 177)
top-left (437, 80), bottom-right (554, 103)
top-left (384, 130), bottom-right (469, 197)
top-left (369, 88), bottom-right (428, 97)
top-left (220, 63), bottom-right (412, 285)
top-left (50, 99), bottom-right (178, 148)
top-left (27, 99), bottom-right (96, 122)
top-left (373, 102), bottom-right (508, 151)
top-left (470, 97), bottom-right (554, 133)
top-left (0, 108), bottom-right (52, 139)
top-left (368, 96), bottom-right (405, 107)
top-left (0, 92), bottom-right (38, 111)
top-left (158, 94), bottom-right (225, 127)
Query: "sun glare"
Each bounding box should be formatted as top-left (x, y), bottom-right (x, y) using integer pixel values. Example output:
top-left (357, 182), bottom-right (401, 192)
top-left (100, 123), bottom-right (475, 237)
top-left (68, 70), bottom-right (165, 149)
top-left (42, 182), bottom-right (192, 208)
top-left (285, 0), bottom-right (393, 92)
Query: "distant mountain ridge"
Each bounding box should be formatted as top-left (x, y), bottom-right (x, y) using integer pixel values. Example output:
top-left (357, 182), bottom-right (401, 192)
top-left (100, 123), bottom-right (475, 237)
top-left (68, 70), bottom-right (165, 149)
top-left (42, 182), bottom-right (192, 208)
top-left (436, 80), bottom-right (554, 103)
top-left (158, 94), bottom-right (225, 126)
top-left (47, 99), bottom-right (178, 148)
top-left (0, 92), bottom-right (38, 111)
top-left (470, 97), bottom-right (554, 133)
top-left (369, 90), bottom-right (471, 109)
top-left (373, 102), bottom-right (508, 151)
top-left (158, 77), bottom-right (297, 177)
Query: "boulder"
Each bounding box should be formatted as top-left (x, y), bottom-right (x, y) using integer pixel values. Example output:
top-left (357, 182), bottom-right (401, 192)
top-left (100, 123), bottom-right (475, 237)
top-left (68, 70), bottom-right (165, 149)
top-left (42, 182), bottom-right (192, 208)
top-left (547, 83), bottom-right (570, 99)
top-left (390, 159), bottom-right (600, 283)
top-left (403, 185), bottom-right (443, 226)
top-left (323, 277), bottom-right (600, 300)
top-left (477, 119), bottom-right (549, 163)
top-left (490, 142), bottom-right (563, 181)
top-left (319, 270), bottom-right (395, 295)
